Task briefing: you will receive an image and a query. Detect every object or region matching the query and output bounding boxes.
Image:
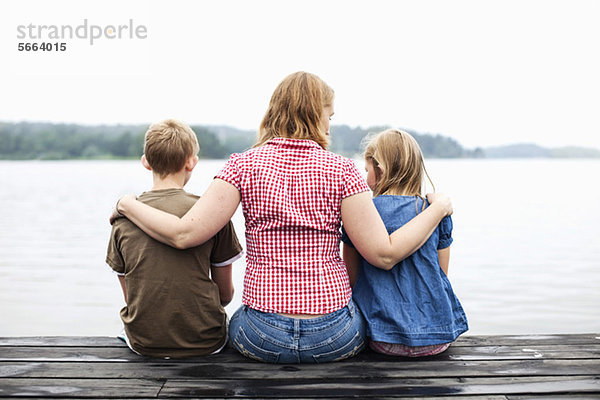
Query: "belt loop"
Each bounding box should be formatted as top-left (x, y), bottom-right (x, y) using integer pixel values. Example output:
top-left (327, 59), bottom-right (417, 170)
top-left (293, 319), bottom-right (300, 350)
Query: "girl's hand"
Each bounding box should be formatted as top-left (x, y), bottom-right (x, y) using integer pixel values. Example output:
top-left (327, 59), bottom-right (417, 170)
top-left (426, 192), bottom-right (453, 216)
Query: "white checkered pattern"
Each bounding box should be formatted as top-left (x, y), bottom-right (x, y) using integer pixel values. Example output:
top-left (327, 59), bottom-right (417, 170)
top-left (216, 138), bottom-right (369, 314)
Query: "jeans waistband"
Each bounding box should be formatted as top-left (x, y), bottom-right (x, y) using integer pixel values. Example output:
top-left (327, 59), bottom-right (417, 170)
top-left (245, 300), bottom-right (356, 330)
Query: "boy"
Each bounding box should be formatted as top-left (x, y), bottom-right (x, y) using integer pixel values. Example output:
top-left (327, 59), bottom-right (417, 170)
top-left (106, 119), bottom-right (242, 358)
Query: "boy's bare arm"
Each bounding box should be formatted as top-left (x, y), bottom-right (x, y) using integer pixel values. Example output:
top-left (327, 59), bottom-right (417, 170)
top-left (117, 275), bottom-right (127, 303)
top-left (210, 265), bottom-right (234, 306)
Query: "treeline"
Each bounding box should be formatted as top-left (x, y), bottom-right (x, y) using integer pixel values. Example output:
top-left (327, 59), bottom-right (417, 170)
top-left (329, 125), bottom-right (483, 158)
top-left (0, 122), bottom-right (254, 160)
top-left (0, 121), bottom-right (483, 160)
top-left (4, 121), bottom-right (598, 160)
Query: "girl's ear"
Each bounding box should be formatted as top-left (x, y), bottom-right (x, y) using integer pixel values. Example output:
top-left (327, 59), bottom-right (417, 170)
top-left (375, 163), bottom-right (384, 180)
top-left (141, 155), bottom-right (152, 171)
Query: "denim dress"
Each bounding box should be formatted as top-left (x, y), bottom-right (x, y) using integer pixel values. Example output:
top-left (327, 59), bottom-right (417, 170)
top-left (342, 195), bottom-right (468, 346)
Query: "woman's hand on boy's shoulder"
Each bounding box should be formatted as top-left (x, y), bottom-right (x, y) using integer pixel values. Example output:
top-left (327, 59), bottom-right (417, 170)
top-left (109, 194), bottom-right (136, 225)
top-left (426, 193), bottom-right (453, 217)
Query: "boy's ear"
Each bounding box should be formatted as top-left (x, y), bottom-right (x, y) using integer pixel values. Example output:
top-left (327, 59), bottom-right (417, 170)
top-left (186, 155), bottom-right (199, 171)
top-left (141, 155), bottom-right (152, 171)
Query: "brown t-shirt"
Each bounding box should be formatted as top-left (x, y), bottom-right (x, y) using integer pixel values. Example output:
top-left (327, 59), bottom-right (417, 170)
top-left (106, 188), bottom-right (242, 358)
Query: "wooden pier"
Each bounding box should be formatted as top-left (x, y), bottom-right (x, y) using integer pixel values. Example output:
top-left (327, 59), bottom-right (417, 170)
top-left (1, 334), bottom-right (599, 398)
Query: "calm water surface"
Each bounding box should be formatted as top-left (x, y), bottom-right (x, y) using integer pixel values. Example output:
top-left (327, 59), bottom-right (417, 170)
top-left (0, 159), bottom-right (598, 336)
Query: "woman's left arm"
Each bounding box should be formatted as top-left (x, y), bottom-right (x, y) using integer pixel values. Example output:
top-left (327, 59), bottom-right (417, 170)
top-left (116, 178), bottom-right (241, 249)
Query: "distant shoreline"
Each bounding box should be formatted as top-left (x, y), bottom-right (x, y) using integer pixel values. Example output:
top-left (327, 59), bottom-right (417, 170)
top-left (1, 121), bottom-right (598, 160)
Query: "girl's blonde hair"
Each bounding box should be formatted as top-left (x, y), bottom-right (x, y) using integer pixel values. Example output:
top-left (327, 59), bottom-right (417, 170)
top-left (255, 71), bottom-right (334, 149)
top-left (364, 129), bottom-right (434, 203)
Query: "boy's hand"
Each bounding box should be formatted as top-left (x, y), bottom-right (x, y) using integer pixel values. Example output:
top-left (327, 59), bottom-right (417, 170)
top-left (426, 192), bottom-right (453, 216)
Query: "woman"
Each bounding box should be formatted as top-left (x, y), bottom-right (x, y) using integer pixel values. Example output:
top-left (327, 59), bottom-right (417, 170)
top-left (113, 71), bottom-right (452, 363)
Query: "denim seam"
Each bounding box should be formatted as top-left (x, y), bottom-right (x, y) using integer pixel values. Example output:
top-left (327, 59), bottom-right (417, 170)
top-left (299, 304), bottom-right (357, 351)
top-left (300, 317), bottom-right (354, 351)
top-left (311, 331), bottom-right (365, 363)
top-left (245, 311), bottom-right (297, 350)
top-left (233, 326), bottom-right (280, 363)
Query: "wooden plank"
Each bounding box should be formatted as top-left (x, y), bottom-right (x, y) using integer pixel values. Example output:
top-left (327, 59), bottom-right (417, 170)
top-left (0, 346), bottom-right (140, 362)
top-left (508, 396), bottom-right (600, 399)
top-left (365, 344), bottom-right (600, 361)
top-left (159, 376), bottom-right (600, 398)
top-left (1, 344), bottom-right (598, 363)
top-left (0, 336), bottom-right (126, 347)
top-left (453, 334), bottom-right (600, 346)
top-left (0, 334), bottom-right (598, 399)
top-left (0, 378), bottom-right (163, 398)
top-left (1, 359), bottom-right (599, 380)
top-left (1, 334), bottom-right (597, 348)
top-left (371, 397), bottom-right (509, 400)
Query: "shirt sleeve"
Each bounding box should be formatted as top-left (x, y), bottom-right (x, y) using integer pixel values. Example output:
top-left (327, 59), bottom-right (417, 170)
top-left (105, 224), bottom-right (125, 274)
top-left (210, 220), bottom-right (244, 267)
top-left (215, 153), bottom-right (241, 191)
top-left (342, 158), bottom-right (370, 198)
top-left (438, 215), bottom-right (453, 250)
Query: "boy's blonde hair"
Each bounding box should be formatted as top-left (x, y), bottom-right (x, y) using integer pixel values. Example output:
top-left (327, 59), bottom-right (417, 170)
top-left (144, 119), bottom-right (199, 178)
top-left (364, 128), bottom-right (434, 200)
top-left (256, 71), bottom-right (334, 149)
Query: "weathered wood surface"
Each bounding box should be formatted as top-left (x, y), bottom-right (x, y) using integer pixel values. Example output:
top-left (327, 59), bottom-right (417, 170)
top-left (0, 334), bottom-right (599, 398)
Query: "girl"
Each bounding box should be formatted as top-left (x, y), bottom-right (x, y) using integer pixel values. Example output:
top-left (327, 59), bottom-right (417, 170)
top-left (342, 128), bottom-right (468, 357)
top-left (113, 73), bottom-right (453, 363)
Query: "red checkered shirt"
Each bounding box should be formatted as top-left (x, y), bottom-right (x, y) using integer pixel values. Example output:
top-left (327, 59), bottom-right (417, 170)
top-left (215, 138), bottom-right (370, 314)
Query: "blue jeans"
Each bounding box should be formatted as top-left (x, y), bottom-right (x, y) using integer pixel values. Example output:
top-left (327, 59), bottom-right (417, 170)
top-left (228, 300), bottom-right (366, 363)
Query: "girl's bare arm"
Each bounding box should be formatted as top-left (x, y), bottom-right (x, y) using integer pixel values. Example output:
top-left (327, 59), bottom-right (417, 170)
top-left (342, 243), bottom-right (361, 287)
top-left (438, 247), bottom-right (450, 275)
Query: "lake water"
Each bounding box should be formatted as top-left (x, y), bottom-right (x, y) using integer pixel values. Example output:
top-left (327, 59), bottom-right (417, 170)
top-left (0, 159), bottom-right (599, 336)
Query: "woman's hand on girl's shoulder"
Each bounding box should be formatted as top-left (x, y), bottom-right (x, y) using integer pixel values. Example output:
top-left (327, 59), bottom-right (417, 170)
top-left (426, 193), bottom-right (453, 216)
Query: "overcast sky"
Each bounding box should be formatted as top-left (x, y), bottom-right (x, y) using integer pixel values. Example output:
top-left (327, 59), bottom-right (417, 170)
top-left (2, 0), bottom-right (599, 149)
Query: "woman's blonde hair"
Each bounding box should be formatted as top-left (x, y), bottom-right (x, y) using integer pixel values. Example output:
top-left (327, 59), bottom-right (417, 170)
top-left (144, 119), bottom-right (199, 178)
top-left (255, 71), bottom-right (334, 149)
top-left (364, 129), bottom-right (434, 203)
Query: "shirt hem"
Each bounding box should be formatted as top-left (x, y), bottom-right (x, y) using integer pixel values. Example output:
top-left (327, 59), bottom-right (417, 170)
top-left (242, 296), bottom-right (351, 315)
top-left (212, 251), bottom-right (244, 267)
top-left (368, 325), bottom-right (468, 347)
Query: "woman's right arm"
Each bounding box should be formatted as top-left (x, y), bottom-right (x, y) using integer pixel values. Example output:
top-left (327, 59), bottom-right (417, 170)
top-left (341, 192), bottom-right (452, 270)
top-left (116, 178), bottom-right (241, 249)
